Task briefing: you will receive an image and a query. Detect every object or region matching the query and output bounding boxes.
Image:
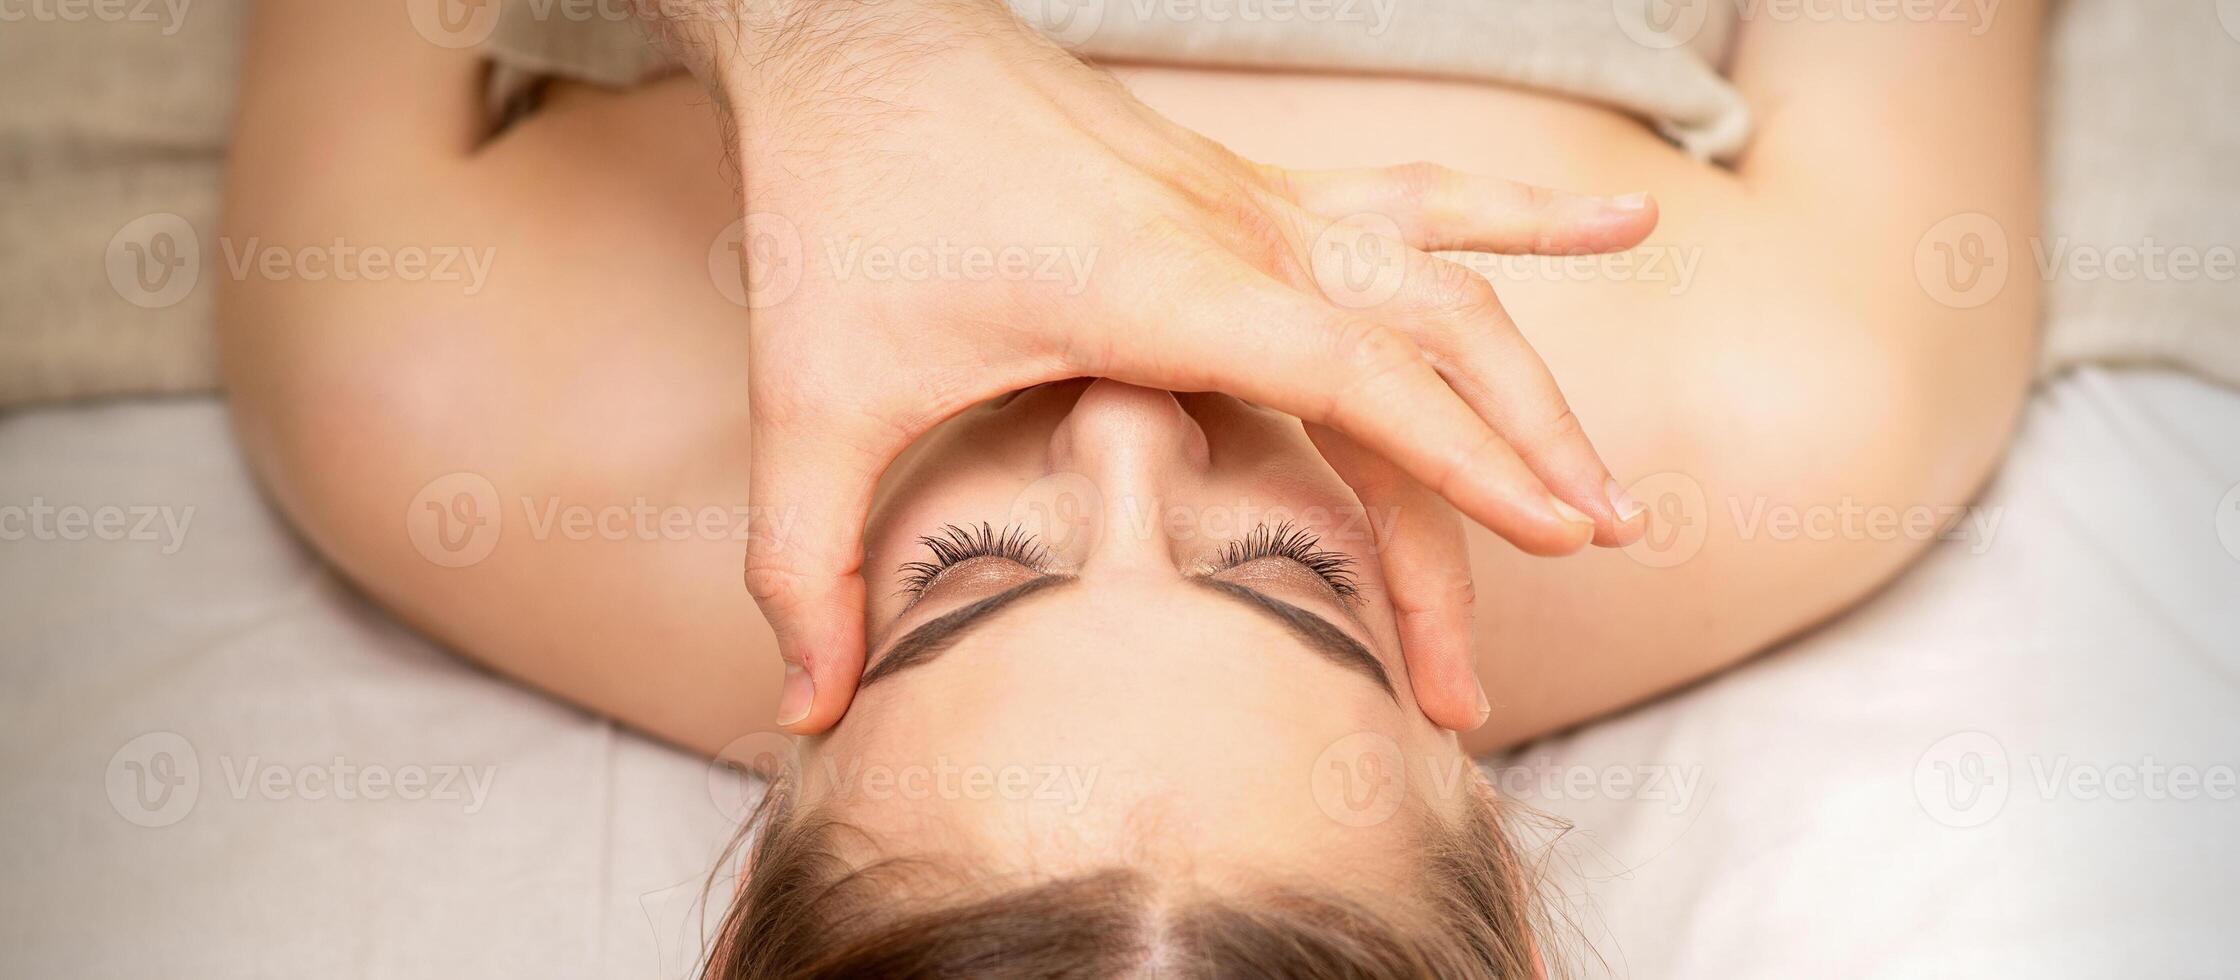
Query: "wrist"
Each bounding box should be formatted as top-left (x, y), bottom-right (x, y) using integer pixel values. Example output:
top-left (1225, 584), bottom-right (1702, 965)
top-left (648, 0), bottom-right (1025, 111)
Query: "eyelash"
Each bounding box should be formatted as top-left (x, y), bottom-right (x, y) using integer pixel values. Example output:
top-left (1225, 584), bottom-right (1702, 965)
top-left (1218, 521), bottom-right (1361, 602)
top-left (898, 523), bottom-right (1050, 598)
top-left (896, 520), bottom-right (1359, 602)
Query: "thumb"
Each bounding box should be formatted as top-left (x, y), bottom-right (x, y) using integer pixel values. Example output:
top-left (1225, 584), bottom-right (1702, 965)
top-left (746, 424), bottom-right (881, 735)
top-left (1306, 423), bottom-right (1489, 734)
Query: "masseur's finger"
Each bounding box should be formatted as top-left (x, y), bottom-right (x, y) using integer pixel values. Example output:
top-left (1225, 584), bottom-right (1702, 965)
top-left (744, 423), bottom-right (879, 735)
top-left (1306, 423), bottom-right (1487, 733)
top-left (1282, 162), bottom-right (1657, 255)
top-left (1096, 273), bottom-right (1595, 556)
top-left (1384, 249), bottom-right (1647, 547)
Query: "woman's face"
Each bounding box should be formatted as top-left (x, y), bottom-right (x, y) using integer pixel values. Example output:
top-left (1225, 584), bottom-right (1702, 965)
top-left (795, 380), bottom-right (1473, 885)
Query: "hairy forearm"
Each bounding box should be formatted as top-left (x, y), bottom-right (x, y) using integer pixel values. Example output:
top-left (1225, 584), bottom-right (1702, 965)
top-left (633, 0), bottom-right (1026, 109)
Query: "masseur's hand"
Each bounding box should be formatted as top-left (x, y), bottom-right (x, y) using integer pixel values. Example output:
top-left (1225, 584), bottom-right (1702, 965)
top-left (652, 0), bottom-right (1655, 732)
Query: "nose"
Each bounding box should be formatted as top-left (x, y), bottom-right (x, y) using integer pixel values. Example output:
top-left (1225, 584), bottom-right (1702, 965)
top-left (1044, 381), bottom-right (1211, 568)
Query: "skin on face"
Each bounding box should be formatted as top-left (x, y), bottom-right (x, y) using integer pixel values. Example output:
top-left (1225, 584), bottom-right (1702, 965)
top-left (792, 380), bottom-right (1476, 883)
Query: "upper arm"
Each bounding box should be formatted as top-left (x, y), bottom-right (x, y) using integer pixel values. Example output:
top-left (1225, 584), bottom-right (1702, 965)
top-left (1463, 4), bottom-right (2050, 751)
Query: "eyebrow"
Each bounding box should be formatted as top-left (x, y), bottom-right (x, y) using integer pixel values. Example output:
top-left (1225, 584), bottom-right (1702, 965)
top-left (856, 573), bottom-right (1395, 698)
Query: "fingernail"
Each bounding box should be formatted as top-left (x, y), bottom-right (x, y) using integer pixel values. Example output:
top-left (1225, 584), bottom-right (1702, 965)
top-left (1550, 495), bottom-right (1594, 528)
top-left (775, 664), bottom-right (814, 727)
top-left (1612, 192), bottom-right (1651, 211)
top-left (1606, 478), bottom-right (1646, 522)
top-left (1473, 679), bottom-right (1492, 728)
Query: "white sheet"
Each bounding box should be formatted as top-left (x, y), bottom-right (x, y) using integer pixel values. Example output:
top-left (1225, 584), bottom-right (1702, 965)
top-left (3, 367), bottom-right (2236, 978)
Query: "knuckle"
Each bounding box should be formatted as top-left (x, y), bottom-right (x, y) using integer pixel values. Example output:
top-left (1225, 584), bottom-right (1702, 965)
top-left (1430, 428), bottom-right (1503, 503)
top-left (1435, 573), bottom-right (1477, 610)
top-left (742, 561), bottom-right (808, 610)
top-left (1521, 180), bottom-right (1560, 213)
top-left (1418, 260), bottom-right (1500, 319)
top-left (1540, 407), bottom-right (1586, 446)
top-left (1331, 319), bottom-right (1423, 382)
top-left (1385, 161), bottom-right (1451, 204)
top-left (1322, 320), bottom-right (1423, 424)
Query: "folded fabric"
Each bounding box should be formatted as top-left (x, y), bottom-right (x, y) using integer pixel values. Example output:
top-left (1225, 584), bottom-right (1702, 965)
top-left (3, 0), bottom-right (2236, 408)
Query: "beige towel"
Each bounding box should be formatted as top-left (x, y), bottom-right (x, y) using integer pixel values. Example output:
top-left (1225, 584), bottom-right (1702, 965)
top-left (480, 0), bottom-right (1751, 160)
top-left (3, 0), bottom-right (2235, 408)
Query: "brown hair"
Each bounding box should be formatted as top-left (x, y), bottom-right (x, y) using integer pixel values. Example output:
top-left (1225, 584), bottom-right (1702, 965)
top-left (701, 772), bottom-right (1563, 979)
